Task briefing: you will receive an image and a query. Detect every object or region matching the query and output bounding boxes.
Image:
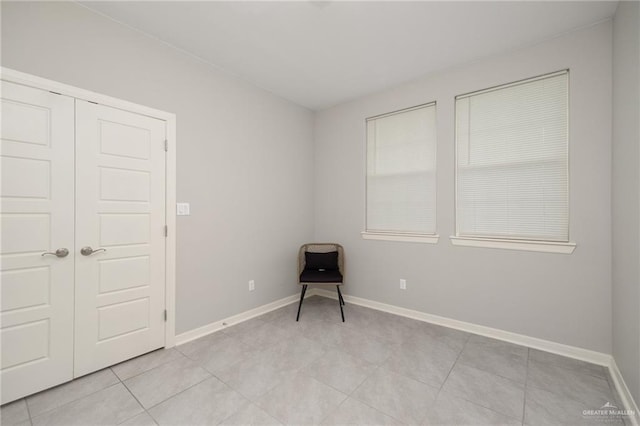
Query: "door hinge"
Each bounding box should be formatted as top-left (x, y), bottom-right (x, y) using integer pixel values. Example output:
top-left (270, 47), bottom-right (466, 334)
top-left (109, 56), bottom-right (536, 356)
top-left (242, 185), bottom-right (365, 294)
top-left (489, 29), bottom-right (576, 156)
top-left (164, 225), bottom-right (168, 237)
top-left (164, 140), bottom-right (168, 152)
top-left (164, 310), bottom-right (167, 322)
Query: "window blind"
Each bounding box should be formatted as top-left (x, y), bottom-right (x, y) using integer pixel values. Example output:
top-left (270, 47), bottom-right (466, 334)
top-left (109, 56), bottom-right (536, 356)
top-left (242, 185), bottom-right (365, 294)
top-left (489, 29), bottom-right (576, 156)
top-left (455, 71), bottom-right (569, 241)
top-left (366, 103), bottom-right (437, 234)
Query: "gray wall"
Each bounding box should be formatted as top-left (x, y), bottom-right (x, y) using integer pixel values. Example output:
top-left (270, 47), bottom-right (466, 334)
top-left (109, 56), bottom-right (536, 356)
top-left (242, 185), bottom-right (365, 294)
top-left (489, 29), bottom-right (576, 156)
top-left (314, 22), bottom-right (613, 353)
top-left (612, 0), bottom-right (640, 404)
top-left (1, 2), bottom-right (625, 359)
top-left (1, 2), bottom-right (315, 334)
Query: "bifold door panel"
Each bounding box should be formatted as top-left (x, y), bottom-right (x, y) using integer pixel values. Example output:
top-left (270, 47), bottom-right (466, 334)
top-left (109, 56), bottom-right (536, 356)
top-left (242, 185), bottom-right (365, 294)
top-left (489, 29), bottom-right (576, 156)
top-left (0, 81), bottom-right (75, 403)
top-left (0, 81), bottom-right (167, 403)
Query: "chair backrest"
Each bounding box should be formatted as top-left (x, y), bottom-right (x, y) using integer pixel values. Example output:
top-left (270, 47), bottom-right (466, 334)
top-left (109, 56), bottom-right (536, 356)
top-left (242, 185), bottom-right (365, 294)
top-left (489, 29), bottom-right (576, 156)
top-left (298, 243), bottom-right (344, 276)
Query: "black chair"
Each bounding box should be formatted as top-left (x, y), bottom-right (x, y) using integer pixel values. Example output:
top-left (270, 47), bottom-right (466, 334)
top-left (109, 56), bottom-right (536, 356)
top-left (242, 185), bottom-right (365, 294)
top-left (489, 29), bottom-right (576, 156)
top-left (296, 243), bottom-right (345, 322)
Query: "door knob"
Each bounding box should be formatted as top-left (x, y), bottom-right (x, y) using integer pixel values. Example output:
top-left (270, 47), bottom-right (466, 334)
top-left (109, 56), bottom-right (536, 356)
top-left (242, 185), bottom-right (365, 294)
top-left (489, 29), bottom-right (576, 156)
top-left (80, 246), bottom-right (107, 256)
top-left (41, 248), bottom-right (69, 258)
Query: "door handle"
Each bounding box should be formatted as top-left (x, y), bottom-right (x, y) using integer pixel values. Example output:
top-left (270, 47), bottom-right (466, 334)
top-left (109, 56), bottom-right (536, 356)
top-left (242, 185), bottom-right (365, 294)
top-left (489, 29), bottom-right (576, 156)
top-left (41, 248), bottom-right (70, 258)
top-left (80, 246), bottom-right (107, 256)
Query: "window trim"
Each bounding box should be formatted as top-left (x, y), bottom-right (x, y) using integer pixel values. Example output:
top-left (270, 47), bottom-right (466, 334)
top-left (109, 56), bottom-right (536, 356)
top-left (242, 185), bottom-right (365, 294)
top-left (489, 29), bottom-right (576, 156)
top-left (364, 101), bottom-right (438, 241)
top-left (453, 70), bottom-right (575, 252)
top-left (362, 231), bottom-right (440, 244)
top-left (449, 236), bottom-right (576, 254)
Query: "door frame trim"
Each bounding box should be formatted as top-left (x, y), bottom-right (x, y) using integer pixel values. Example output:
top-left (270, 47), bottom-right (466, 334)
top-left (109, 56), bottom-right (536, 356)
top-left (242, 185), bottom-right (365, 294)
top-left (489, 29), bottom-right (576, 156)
top-left (1, 67), bottom-right (177, 347)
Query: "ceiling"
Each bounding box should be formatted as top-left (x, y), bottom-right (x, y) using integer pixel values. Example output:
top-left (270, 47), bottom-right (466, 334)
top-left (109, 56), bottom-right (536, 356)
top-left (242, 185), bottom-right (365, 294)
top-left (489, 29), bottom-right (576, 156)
top-left (80, 1), bottom-right (618, 110)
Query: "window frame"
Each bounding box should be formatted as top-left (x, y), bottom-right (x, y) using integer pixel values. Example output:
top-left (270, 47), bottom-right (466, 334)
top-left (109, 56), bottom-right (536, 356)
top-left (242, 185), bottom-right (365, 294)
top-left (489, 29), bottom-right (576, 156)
top-left (451, 70), bottom-right (576, 254)
top-left (362, 101), bottom-right (440, 244)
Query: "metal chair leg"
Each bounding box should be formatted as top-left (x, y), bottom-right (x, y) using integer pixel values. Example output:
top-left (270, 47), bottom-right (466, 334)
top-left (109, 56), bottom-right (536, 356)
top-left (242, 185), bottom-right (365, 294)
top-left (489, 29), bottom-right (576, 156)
top-left (296, 285), bottom-right (308, 321)
top-left (337, 285), bottom-right (345, 305)
top-left (336, 285), bottom-right (345, 322)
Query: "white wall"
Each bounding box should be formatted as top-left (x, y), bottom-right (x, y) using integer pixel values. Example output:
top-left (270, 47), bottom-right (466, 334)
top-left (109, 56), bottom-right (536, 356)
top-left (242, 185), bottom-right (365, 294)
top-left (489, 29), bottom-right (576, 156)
top-left (315, 22), bottom-right (613, 353)
top-left (612, 0), bottom-right (640, 404)
top-left (0, 2), bottom-right (315, 334)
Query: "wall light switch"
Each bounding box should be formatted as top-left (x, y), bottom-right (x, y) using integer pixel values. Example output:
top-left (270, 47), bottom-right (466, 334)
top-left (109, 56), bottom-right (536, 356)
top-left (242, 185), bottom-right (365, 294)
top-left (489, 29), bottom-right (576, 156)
top-left (176, 203), bottom-right (190, 216)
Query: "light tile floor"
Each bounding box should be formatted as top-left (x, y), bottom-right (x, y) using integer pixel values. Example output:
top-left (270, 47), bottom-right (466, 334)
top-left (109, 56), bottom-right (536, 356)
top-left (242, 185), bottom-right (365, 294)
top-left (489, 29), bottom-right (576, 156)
top-left (0, 296), bottom-right (629, 426)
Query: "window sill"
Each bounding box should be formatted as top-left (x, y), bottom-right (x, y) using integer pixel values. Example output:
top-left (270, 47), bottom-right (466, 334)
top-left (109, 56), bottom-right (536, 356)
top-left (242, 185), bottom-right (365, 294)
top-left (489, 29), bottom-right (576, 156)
top-left (361, 231), bottom-right (439, 244)
top-left (449, 236), bottom-right (576, 254)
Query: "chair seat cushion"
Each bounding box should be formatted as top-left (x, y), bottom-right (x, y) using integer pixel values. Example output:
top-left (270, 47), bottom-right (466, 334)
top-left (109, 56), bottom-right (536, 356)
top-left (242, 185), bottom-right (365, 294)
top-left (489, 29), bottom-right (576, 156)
top-left (300, 269), bottom-right (343, 283)
top-left (305, 251), bottom-right (339, 271)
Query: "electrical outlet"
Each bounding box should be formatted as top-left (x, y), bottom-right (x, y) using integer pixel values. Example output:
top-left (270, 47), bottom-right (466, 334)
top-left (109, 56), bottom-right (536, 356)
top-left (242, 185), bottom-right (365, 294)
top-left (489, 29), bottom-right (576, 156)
top-left (399, 279), bottom-right (407, 290)
top-left (249, 280), bottom-right (255, 291)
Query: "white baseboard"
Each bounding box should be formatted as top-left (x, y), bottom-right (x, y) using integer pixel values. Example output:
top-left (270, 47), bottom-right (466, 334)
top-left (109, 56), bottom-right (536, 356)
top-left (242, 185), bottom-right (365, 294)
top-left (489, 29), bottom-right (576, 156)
top-left (312, 288), bottom-right (611, 366)
top-left (313, 288), bottom-right (640, 422)
top-left (174, 287), bottom-right (638, 421)
top-left (174, 293), bottom-right (301, 345)
top-left (609, 358), bottom-right (640, 426)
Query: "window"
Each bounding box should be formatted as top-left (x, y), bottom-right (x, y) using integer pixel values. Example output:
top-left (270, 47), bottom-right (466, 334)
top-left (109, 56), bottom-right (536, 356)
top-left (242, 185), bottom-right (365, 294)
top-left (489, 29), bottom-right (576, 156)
top-left (363, 103), bottom-right (438, 243)
top-left (454, 71), bottom-right (574, 253)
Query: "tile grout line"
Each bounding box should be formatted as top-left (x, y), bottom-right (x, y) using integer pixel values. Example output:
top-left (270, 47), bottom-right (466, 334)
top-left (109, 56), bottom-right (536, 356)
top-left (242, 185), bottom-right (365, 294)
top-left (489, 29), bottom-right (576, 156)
top-left (439, 361), bottom-right (527, 422)
top-left (290, 373), bottom-right (350, 425)
top-left (111, 367), bottom-right (155, 426)
top-left (129, 369), bottom-right (213, 414)
top-left (212, 378), bottom-right (272, 426)
top-left (525, 356), bottom-right (617, 409)
top-left (199, 330), bottom-right (330, 403)
top-left (231, 341), bottom-right (330, 405)
top-left (432, 335), bottom-right (526, 423)
top-left (437, 332), bottom-right (471, 392)
top-left (301, 347), bottom-right (376, 396)
top-left (214, 400), bottom-right (275, 426)
top-left (298, 323), bottom-right (408, 425)
top-left (343, 364), bottom-right (410, 425)
top-left (33, 382), bottom-right (128, 424)
top-left (417, 333), bottom-right (472, 425)
top-left (522, 347), bottom-right (530, 425)
top-left (285, 300), bottom-right (463, 425)
top-left (457, 338), bottom-right (532, 384)
top-left (527, 353), bottom-right (610, 381)
top-left (25, 370), bottom-right (121, 422)
top-left (342, 359), bottom-right (435, 426)
top-left (215, 402), bottom-right (243, 426)
top-left (24, 398), bottom-right (33, 425)
top-left (113, 349), bottom-right (214, 421)
top-left (167, 307), bottom-right (325, 415)
top-left (316, 395), bottom-right (349, 425)
top-left (111, 348), bottom-right (186, 383)
top-left (111, 367), bottom-right (122, 384)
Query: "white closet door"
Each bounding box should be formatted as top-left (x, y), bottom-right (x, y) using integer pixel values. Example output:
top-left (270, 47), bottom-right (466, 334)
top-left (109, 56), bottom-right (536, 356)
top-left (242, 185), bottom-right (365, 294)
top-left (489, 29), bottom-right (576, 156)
top-left (0, 81), bottom-right (75, 403)
top-left (74, 100), bottom-right (166, 377)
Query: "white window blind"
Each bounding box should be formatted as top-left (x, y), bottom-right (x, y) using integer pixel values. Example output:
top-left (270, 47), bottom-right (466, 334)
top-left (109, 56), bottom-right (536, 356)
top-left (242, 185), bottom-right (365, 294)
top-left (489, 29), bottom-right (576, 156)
top-left (455, 71), bottom-right (569, 242)
top-left (366, 103), bottom-right (437, 235)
